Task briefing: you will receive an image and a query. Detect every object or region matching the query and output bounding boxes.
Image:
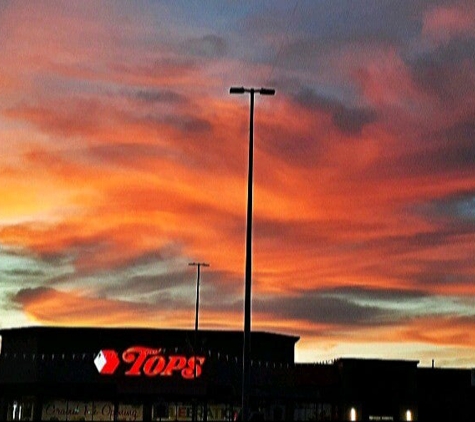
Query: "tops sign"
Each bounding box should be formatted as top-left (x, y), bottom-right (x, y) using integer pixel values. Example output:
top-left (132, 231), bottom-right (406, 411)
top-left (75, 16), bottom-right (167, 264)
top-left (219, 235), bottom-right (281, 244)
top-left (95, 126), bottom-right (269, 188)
top-left (94, 346), bottom-right (205, 379)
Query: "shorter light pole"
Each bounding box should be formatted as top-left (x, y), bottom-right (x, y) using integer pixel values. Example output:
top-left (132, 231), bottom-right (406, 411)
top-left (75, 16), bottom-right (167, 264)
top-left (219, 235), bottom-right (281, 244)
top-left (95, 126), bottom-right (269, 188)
top-left (189, 261), bottom-right (209, 422)
top-left (189, 262), bottom-right (209, 344)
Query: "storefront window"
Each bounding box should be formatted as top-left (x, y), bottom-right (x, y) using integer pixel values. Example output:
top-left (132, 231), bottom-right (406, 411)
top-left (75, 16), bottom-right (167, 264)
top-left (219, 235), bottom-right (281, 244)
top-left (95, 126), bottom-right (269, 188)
top-left (117, 403), bottom-right (143, 421)
top-left (172, 402), bottom-right (198, 421)
top-left (293, 403), bottom-right (316, 421)
top-left (205, 404), bottom-right (235, 421)
top-left (41, 400), bottom-right (114, 421)
top-left (7, 398), bottom-right (34, 421)
top-left (92, 401), bottom-right (115, 421)
top-left (41, 399), bottom-right (69, 421)
top-left (151, 402), bottom-right (170, 421)
top-left (317, 404), bottom-right (332, 421)
top-left (158, 402), bottom-right (234, 421)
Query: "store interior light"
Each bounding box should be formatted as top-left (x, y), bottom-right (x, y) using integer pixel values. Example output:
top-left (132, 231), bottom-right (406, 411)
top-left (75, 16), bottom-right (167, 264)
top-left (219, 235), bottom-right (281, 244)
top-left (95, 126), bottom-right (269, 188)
top-left (350, 407), bottom-right (357, 421)
top-left (406, 409), bottom-right (412, 421)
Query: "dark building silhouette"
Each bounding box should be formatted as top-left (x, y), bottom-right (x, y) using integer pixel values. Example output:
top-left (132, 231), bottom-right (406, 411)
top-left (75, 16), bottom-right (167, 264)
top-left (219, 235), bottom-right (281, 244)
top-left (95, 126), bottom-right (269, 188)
top-left (0, 326), bottom-right (473, 421)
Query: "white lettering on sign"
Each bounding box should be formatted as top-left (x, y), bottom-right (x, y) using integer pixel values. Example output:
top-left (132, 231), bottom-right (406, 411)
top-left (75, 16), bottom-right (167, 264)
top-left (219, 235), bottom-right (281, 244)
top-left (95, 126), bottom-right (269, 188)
top-left (169, 403), bottom-right (237, 421)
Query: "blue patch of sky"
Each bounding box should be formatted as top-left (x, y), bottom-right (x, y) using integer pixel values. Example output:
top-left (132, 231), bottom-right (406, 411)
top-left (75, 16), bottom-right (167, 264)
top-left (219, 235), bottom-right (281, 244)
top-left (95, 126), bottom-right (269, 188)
top-left (456, 196), bottom-right (475, 219)
top-left (56, 251), bottom-right (194, 305)
top-left (0, 247), bottom-right (75, 327)
top-left (435, 195), bottom-right (475, 221)
top-left (0, 247), bottom-right (74, 286)
top-left (411, 194), bottom-right (475, 224)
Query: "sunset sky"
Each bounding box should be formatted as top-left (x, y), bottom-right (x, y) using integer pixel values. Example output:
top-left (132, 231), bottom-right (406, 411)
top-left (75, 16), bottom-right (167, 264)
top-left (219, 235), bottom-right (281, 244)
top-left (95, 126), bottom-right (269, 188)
top-left (0, 1), bottom-right (474, 368)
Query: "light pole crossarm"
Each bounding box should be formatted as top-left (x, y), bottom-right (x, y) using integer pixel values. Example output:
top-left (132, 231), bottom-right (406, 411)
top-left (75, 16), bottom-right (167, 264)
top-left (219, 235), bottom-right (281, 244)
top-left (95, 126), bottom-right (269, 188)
top-left (229, 86), bottom-right (275, 96)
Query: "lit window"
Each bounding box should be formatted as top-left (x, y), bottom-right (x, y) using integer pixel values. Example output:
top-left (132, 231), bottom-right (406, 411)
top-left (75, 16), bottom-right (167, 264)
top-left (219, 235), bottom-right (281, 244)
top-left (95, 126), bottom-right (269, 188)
top-left (350, 407), bottom-right (357, 421)
top-left (406, 409), bottom-right (412, 421)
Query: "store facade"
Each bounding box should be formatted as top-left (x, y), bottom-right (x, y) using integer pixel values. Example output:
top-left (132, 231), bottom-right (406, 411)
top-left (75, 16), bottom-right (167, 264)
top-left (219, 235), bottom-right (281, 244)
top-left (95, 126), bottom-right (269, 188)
top-left (0, 327), bottom-right (298, 421)
top-left (0, 327), bottom-right (474, 421)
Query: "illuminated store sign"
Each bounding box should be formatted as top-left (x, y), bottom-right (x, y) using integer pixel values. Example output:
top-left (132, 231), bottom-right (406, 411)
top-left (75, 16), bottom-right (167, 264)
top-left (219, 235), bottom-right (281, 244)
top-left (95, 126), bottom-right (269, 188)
top-left (94, 346), bottom-right (205, 379)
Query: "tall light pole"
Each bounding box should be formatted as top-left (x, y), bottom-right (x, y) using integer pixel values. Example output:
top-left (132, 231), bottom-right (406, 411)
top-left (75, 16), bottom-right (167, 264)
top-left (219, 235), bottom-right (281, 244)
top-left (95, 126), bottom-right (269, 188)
top-left (189, 261), bottom-right (209, 422)
top-left (229, 86), bottom-right (275, 422)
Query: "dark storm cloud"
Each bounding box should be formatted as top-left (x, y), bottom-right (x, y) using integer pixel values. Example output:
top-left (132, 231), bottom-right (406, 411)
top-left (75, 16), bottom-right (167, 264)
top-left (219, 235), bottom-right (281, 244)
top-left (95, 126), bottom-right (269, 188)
top-left (409, 38), bottom-right (475, 104)
top-left (37, 237), bottom-right (245, 307)
top-left (398, 136), bottom-right (475, 177)
top-left (255, 84), bottom-right (378, 169)
top-left (360, 115), bottom-right (475, 182)
top-left (442, 118), bottom-right (475, 147)
top-left (161, 114), bottom-right (212, 133)
top-left (252, 216), bottom-right (385, 259)
top-left (253, 289), bottom-right (398, 327)
top-left (252, 207), bottom-right (473, 293)
top-left (200, 272), bottom-right (243, 307)
top-left (332, 107), bottom-right (378, 136)
top-left (3, 268), bottom-right (46, 277)
top-left (91, 247), bottom-right (183, 276)
top-left (245, 1), bottom-right (425, 50)
top-left (430, 118), bottom-right (475, 172)
top-left (410, 266), bottom-right (474, 287)
top-left (183, 34), bottom-right (227, 58)
top-left (114, 56), bottom-right (199, 81)
top-left (238, 0), bottom-right (432, 77)
top-left (369, 224), bottom-right (474, 256)
top-left (129, 88), bottom-right (186, 105)
top-left (255, 218), bottom-right (327, 244)
top-left (127, 269), bottom-right (242, 301)
top-left (0, 230), bottom-right (67, 269)
top-left (125, 258), bottom-right (243, 304)
top-left (12, 286), bottom-right (50, 303)
top-left (351, 229), bottom-right (474, 290)
top-left (258, 124), bottom-right (325, 169)
top-left (91, 262), bottom-right (195, 300)
top-left (293, 88), bottom-right (377, 135)
top-left (125, 272), bottom-right (187, 294)
top-left (270, 38), bottom-right (326, 72)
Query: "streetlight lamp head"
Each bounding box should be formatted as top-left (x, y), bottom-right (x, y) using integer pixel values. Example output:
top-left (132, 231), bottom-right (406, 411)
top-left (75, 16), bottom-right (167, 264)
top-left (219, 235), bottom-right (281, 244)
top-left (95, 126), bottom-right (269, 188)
top-left (230, 86), bottom-right (246, 94)
top-left (259, 88), bottom-right (275, 96)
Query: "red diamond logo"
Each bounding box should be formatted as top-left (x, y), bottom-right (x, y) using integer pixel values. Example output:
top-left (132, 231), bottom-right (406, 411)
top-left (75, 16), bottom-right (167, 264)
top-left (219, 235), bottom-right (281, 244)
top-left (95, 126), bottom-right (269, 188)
top-left (94, 349), bottom-right (120, 375)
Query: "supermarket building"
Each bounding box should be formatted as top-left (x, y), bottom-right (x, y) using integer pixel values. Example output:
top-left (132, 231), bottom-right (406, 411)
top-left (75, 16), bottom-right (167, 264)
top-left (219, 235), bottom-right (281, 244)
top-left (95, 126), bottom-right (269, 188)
top-left (0, 326), bottom-right (473, 421)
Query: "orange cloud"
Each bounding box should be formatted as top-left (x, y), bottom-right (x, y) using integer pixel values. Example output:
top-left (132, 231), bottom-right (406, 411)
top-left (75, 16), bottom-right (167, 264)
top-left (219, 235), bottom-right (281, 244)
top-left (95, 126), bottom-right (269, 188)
top-left (14, 286), bottom-right (244, 332)
top-left (15, 287), bottom-right (189, 328)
